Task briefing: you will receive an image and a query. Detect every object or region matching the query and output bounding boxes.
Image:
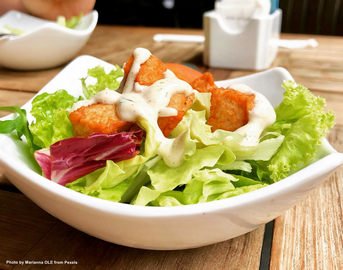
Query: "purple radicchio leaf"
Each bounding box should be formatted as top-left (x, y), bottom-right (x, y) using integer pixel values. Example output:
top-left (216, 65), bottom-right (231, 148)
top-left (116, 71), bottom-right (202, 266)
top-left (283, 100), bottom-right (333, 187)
top-left (34, 130), bottom-right (144, 186)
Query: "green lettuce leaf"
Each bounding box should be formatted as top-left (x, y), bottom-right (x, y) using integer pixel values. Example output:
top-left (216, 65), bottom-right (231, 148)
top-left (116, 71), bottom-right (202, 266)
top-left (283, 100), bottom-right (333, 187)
top-left (135, 169), bottom-right (266, 206)
top-left (29, 90), bottom-right (79, 148)
top-left (81, 66), bottom-right (123, 98)
top-left (187, 172), bottom-right (265, 205)
top-left (0, 106), bottom-right (38, 153)
top-left (172, 109), bottom-right (283, 161)
top-left (151, 191), bottom-right (184, 206)
top-left (133, 186), bottom-right (162, 206)
top-left (67, 155), bottom-right (147, 201)
top-left (57, 14), bottom-right (83, 29)
top-left (147, 144), bottom-right (235, 192)
top-left (224, 134), bottom-right (284, 161)
top-left (256, 81), bottom-right (335, 182)
top-left (67, 155), bottom-right (161, 203)
top-left (139, 117), bottom-right (197, 167)
top-left (171, 109), bottom-right (234, 146)
top-left (192, 92), bottom-right (211, 117)
top-left (187, 169), bottom-right (236, 203)
top-left (138, 118), bottom-right (160, 158)
top-left (213, 184), bottom-right (267, 201)
top-left (216, 160), bottom-right (252, 172)
top-left (3, 24), bottom-right (24, 35)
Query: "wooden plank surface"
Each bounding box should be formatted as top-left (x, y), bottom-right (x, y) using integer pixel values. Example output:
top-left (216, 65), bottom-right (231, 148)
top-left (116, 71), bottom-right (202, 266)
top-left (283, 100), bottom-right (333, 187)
top-left (0, 89), bottom-right (35, 116)
top-left (273, 34), bottom-right (343, 93)
top-left (0, 26), bottom-right (343, 269)
top-left (269, 33), bottom-right (343, 269)
top-left (0, 189), bottom-right (265, 270)
top-left (270, 126), bottom-right (343, 270)
top-left (0, 69), bottom-right (60, 92)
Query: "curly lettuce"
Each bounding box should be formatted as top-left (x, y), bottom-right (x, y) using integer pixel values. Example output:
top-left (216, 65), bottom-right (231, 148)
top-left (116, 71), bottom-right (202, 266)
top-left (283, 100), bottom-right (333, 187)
top-left (29, 90), bottom-right (79, 148)
top-left (255, 81), bottom-right (335, 182)
top-left (81, 66), bottom-right (123, 99)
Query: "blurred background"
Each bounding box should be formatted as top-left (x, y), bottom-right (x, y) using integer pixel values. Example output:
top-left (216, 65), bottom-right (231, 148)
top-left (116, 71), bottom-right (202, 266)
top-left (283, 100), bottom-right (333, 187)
top-left (94, 0), bottom-right (343, 36)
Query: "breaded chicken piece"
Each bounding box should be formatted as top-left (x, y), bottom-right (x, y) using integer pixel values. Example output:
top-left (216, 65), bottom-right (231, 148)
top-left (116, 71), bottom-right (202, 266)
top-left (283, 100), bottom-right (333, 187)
top-left (124, 54), bottom-right (195, 136)
top-left (124, 54), bottom-right (167, 86)
top-left (190, 72), bottom-right (216, 93)
top-left (208, 88), bottom-right (255, 132)
top-left (70, 55), bottom-right (197, 138)
top-left (69, 103), bottom-right (133, 137)
top-left (158, 93), bottom-right (195, 137)
top-left (70, 94), bottom-right (195, 138)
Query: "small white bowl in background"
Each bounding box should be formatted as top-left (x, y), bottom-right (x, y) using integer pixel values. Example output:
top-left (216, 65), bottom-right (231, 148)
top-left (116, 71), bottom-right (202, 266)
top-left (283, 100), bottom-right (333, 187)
top-left (0, 56), bottom-right (342, 250)
top-left (0, 10), bottom-right (98, 70)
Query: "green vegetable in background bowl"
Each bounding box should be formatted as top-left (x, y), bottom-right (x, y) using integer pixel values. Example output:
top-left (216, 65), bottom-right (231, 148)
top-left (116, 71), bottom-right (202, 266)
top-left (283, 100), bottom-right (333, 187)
top-left (56, 14), bottom-right (83, 29)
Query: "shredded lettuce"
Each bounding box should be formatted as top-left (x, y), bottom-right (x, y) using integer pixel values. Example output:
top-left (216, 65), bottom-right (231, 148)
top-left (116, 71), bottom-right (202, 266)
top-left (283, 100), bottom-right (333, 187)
top-left (29, 90), bottom-right (79, 148)
top-left (66, 155), bottom-right (160, 203)
top-left (67, 157), bottom-right (145, 201)
top-left (148, 145), bottom-right (235, 192)
top-left (81, 66), bottom-right (123, 98)
top-left (134, 169), bottom-right (266, 206)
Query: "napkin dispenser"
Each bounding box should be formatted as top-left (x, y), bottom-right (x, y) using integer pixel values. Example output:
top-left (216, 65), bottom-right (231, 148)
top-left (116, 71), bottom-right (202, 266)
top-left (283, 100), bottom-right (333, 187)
top-left (203, 6), bottom-right (282, 70)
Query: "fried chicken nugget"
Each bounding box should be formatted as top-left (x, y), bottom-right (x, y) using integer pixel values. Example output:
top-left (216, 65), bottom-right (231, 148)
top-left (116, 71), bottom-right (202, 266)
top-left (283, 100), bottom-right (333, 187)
top-left (190, 72), bottom-right (216, 93)
top-left (69, 103), bottom-right (133, 137)
top-left (158, 93), bottom-right (195, 137)
top-left (124, 54), bottom-right (167, 86)
top-left (124, 55), bottom-right (195, 136)
top-left (71, 55), bottom-right (195, 137)
top-left (208, 88), bottom-right (255, 132)
top-left (70, 94), bottom-right (195, 138)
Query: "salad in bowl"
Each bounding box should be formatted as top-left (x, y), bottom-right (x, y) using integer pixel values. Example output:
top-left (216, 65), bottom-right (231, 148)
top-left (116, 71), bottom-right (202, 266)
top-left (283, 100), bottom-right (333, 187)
top-left (0, 48), bottom-right (336, 207)
top-left (0, 48), bottom-right (342, 249)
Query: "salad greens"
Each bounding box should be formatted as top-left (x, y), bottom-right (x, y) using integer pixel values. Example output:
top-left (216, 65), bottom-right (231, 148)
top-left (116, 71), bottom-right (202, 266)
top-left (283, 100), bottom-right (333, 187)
top-left (66, 79), bottom-right (334, 206)
top-left (1, 24), bottom-right (24, 35)
top-left (0, 106), bottom-right (38, 154)
top-left (252, 81), bottom-right (335, 182)
top-left (0, 65), bottom-right (335, 207)
top-left (56, 14), bottom-right (83, 29)
top-left (1, 14), bottom-right (82, 37)
top-left (81, 66), bottom-right (123, 99)
top-left (29, 90), bottom-right (79, 148)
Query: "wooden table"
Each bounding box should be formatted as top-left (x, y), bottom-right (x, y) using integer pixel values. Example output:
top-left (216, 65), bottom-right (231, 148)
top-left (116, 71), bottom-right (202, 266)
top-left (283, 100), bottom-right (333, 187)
top-left (0, 26), bottom-right (342, 269)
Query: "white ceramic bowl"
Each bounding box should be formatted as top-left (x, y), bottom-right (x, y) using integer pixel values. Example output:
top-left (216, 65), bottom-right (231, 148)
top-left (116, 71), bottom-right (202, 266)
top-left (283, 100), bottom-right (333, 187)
top-left (0, 56), bottom-right (342, 250)
top-left (0, 10), bottom-right (98, 70)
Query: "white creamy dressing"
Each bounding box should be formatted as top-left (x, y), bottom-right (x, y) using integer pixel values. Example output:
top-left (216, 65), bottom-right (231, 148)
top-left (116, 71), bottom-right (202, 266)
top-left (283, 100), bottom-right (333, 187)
top-left (73, 48), bottom-right (195, 167)
top-left (72, 48), bottom-right (276, 166)
top-left (229, 84), bottom-right (276, 146)
top-left (117, 77), bottom-right (192, 121)
top-left (122, 48), bottom-right (151, 94)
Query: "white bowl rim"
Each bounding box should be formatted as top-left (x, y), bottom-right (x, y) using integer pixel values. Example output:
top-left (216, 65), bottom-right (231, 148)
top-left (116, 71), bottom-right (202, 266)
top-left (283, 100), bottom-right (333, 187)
top-left (0, 10), bottom-right (98, 40)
